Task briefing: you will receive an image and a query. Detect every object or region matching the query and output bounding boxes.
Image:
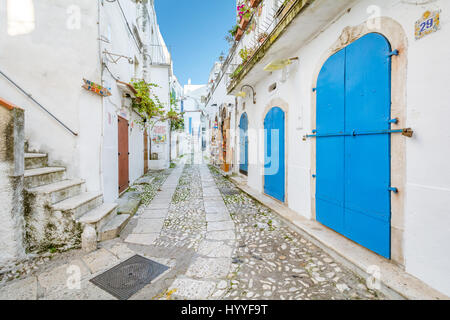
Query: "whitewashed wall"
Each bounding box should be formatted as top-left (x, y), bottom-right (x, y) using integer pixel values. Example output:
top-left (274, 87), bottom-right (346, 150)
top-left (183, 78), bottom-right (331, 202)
top-left (0, 0), bottom-right (101, 190)
top-left (236, 0), bottom-right (450, 295)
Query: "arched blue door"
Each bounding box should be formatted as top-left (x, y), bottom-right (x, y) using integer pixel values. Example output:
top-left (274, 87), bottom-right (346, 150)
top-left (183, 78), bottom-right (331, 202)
top-left (316, 33), bottom-right (392, 258)
top-left (264, 107), bottom-right (285, 202)
top-left (239, 113), bottom-right (249, 175)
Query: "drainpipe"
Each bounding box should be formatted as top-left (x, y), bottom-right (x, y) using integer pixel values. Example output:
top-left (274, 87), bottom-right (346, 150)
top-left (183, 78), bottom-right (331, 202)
top-left (98, 0), bottom-right (105, 196)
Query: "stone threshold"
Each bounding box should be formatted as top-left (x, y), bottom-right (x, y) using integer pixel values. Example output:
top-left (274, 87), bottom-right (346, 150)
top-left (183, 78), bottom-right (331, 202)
top-left (229, 176), bottom-right (448, 301)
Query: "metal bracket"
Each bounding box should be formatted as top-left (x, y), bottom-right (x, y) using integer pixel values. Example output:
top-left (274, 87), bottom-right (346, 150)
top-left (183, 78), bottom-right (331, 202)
top-left (388, 118), bottom-right (399, 124)
top-left (388, 187), bottom-right (399, 193)
top-left (388, 49), bottom-right (399, 57)
top-left (402, 128), bottom-right (414, 137)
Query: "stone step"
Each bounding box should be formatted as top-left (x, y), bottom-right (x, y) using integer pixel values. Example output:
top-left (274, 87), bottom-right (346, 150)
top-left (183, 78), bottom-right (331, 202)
top-left (27, 179), bottom-right (85, 204)
top-left (24, 167), bottom-right (66, 189)
top-left (99, 214), bottom-right (131, 242)
top-left (25, 153), bottom-right (48, 170)
top-left (78, 203), bottom-right (118, 232)
top-left (52, 191), bottom-right (103, 220)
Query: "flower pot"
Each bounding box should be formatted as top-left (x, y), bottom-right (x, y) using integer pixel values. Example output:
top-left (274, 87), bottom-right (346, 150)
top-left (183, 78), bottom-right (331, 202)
top-left (239, 16), bottom-right (249, 30)
top-left (235, 28), bottom-right (244, 41)
top-left (250, 0), bottom-right (262, 8)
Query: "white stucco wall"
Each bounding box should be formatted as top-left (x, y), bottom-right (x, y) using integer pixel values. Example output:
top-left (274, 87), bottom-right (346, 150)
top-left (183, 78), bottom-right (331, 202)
top-left (0, 0), bottom-right (102, 191)
top-left (233, 0), bottom-right (450, 295)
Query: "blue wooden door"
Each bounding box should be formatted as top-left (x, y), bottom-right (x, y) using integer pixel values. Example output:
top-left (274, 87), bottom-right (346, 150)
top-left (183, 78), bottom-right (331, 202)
top-left (239, 113), bottom-right (249, 174)
top-left (316, 33), bottom-right (392, 258)
top-left (264, 107), bottom-right (285, 202)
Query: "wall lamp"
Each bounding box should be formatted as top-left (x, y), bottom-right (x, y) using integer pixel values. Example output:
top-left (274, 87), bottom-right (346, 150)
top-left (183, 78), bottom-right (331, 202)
top-left (236, 85), bottom-right (256, 104)
top-left (264, 57), bottom-right (299, 71)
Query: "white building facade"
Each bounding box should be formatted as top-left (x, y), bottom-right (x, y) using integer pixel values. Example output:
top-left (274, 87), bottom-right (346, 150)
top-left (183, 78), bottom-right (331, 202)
top-left (207, 0), bottom-right (450, 296)
top-left (0, 0), bottom-right (178, 262)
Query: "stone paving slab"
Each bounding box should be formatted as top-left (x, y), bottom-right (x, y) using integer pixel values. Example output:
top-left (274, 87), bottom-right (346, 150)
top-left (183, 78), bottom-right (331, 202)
top-left (124, 233), bottom-right (159, 246)
top-left (38, 259), bottom-right (90, 293)
top-left (186, 257), bottom-right (231, 278)
top-left (206, 212), bottom-right (232, 222)
top-left (206, 230), bottom-right (236, 241)
top-left (0, 276), bottom-right (38, 300)
top-left (42, 280), bottom-right (116, 300)
top-left (139, 210), bottom-right (168, 219)
top-left (133, 219), bottom-right (165, 234)
top-left (169, 277), bottom-right (217, 300)
top-left (81, 248), bottom-right (119, 274)
top-left (147, 203), bottom-right (171, 210)
top-left (205, 206), bottom-right (229, 214)
top-left (107, 243), bottom-right (136, 260)
top-left (207, 221), bottom-right (235, 232)
top-left (197, 241), bottom-right (234, 258)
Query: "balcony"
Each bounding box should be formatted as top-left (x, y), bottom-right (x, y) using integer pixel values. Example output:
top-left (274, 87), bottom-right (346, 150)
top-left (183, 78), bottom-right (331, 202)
top-left (226, 0), bottom-right (357, 94)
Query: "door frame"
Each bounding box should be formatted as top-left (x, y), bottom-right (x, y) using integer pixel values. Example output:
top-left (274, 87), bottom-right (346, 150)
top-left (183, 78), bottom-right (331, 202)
top-left (239, 112), bottom-right (249, 176)
top-left (262, 98), bottom-right (289, 205)
top-left (118, 115), bottom-right (130, 195)
top-left (310, 18), bottom-right (408, 265)
top-left (144, 129), bottom-right (149, 174)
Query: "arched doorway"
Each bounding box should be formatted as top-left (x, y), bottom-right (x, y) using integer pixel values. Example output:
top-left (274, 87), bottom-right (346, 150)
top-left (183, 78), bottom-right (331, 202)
top-left (239, 113), bottom-right (249, 175)
top-left (316, 33), bottom-right (392, 258)
top-left (264, 107), bottom-right (285, 202)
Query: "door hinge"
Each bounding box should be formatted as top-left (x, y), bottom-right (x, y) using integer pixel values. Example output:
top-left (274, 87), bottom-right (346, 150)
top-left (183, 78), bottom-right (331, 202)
top-left (388, 187), bottom-right (399, 193)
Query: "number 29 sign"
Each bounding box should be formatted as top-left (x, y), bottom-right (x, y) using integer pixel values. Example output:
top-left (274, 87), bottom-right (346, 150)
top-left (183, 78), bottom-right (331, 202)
top-left (415, 10), bottom-right (441, 40)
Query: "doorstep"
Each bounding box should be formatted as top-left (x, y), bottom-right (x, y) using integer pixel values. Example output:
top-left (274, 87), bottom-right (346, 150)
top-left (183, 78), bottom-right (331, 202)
top-left (229, 176), bottom-right (448, 300)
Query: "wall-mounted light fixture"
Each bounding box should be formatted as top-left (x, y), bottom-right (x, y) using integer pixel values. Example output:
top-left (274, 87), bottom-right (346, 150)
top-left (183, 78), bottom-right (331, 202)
top-left (235, 85), bottom-right (256, 104)
top-left (264, 57), bottom-right (299, 71)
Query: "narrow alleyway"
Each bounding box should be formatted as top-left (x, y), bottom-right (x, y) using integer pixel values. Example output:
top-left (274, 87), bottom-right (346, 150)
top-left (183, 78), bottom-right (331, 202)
top-left (0, 153), bottom-right (386, 300)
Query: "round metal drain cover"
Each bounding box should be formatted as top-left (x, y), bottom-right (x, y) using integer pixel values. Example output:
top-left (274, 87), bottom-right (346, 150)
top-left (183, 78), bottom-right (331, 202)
top-left (90, 255), bottom-right (169, 300)
top-left (108, 263), bottom-right (154, 289)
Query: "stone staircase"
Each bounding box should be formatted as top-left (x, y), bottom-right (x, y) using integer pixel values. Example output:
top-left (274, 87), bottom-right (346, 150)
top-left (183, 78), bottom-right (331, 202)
top-left (23, 149), bottom-right (129, 253)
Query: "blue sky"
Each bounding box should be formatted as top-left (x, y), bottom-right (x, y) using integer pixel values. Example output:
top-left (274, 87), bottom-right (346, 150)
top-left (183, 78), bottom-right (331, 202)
top-left (155, 0), bottom-right (236, 86)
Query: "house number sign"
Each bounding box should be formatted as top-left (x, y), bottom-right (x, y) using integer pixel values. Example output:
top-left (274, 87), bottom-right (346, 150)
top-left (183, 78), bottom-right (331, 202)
top-left (415, 10), bottom-right (441, 40)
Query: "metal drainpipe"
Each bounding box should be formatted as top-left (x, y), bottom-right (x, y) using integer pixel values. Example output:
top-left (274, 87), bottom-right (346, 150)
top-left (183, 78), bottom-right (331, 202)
top-left (98, 0), bottom-right (105, 195)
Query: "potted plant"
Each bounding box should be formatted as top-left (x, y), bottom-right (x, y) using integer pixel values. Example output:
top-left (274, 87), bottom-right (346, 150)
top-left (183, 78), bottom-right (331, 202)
top-left (257, 32), bottom-right (268, 44)
top-left (237, 2), bottom-right (253, 30)
top-left (235, 27), bottom-right (244, 41)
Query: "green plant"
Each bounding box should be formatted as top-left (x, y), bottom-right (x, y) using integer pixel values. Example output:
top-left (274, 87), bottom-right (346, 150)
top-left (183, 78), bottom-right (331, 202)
top-left (239, 47), bottom-right (249, 61)
top-left (131, 79), bottom-right (165, 126)
top-left (230, 65), bottom-right (244, 79)
top-left (239, 46), bottom-right (256, 62)
top-left (166, 107), bottom-right (185, 131)
top-left (229, 24), bottom-right (239, 37)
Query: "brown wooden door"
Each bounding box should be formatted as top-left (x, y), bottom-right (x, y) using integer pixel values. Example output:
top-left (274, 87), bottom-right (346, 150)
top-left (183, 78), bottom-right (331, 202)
top-left (144, 129), bottom-right (149, 174)
top-left (118, 116), bottom-right (129, 194)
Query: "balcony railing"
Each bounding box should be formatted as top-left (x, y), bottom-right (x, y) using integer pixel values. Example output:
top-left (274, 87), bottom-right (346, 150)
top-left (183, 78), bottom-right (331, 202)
top-left (227, 0), bottom-right (313, 93)
top-left (205, 0), bottom-right (310, 104)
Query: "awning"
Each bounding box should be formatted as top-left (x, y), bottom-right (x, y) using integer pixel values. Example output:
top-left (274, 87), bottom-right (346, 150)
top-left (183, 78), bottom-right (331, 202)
top-left (116, 80), bottom-right (137, 98)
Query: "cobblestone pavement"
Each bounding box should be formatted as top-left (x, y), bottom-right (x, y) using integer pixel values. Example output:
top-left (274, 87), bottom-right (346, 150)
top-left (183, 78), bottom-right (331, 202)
top-left (0, 154), bottom-right (386, 300)
top-left (208, 166), bottom-right (385, 300)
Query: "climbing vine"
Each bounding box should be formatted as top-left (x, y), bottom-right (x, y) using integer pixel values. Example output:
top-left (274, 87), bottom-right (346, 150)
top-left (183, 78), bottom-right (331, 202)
top-left (167, 93), bottom-right (184, 131)
top-left (131, 79), bottom-right (165, 127)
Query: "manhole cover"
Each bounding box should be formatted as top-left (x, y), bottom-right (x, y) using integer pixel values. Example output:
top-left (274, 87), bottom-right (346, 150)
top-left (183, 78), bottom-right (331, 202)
top-left (90, 255), bottom-right (169, 300)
